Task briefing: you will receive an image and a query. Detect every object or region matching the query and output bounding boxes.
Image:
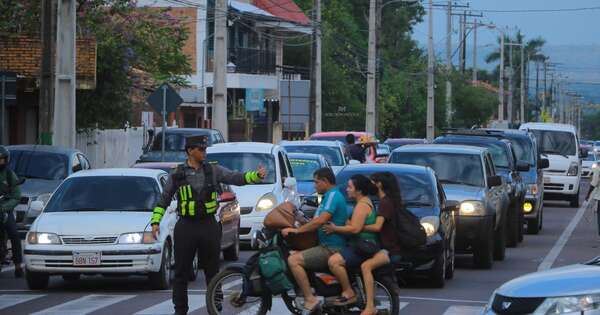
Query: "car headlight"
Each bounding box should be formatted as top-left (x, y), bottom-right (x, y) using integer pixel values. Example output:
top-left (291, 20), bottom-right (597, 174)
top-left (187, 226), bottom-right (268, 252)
top-left (420, 216), bottom-right (440, 237)
top-left (27, 232), bottom-right (61, 245)
top-left (593, 163), bottom-right (598, 169)
top-left (533, 294), bottom-right (600, 315)
top-left (523, 202), bottom-right (534, 213)
top-left (527, 184), bottom-right (538, 196)
top-left (118, 232), bottom-right (155, 244)
top-left (567, 162), bottom-right (579, 176)
top-left (459, 201), bottom-right (486, 216)
top-left (255, 193), bottom-right (277, 212)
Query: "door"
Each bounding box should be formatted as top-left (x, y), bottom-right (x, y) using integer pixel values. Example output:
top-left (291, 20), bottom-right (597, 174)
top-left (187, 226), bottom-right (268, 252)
top-left (485, 154), bottom-right (502, 227)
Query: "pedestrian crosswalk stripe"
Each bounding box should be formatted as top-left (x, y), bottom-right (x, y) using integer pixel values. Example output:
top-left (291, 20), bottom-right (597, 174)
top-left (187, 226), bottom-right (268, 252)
top-left (0, 294), bottom-right (45, 310)
top-left (134, 294), bottom-right (205, 315)
top-left (31, 294), bottom-right (134, 315)
top-left (400, 302), bottom-right (409, 310)
top-left (268, 297), bottom-right (288, 314)
top-left (442, 305), bottom-right (485, 315)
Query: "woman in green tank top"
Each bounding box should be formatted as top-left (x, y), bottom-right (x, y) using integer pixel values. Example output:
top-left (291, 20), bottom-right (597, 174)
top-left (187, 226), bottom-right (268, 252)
top-left (322, 174), bottom-right (379, 306)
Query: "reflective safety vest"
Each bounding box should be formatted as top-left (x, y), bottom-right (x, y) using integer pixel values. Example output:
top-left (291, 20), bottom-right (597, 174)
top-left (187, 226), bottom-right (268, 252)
top-left (173, 163), bottom-right (216, 219)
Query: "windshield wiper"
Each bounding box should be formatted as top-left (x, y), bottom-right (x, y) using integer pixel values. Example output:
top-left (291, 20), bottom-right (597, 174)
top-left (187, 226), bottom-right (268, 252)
top-left (63, 207), bottom-right (108, 212)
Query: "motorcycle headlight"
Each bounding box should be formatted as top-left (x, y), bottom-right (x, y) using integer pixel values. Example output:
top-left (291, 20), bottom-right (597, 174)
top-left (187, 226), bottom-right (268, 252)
top-left (118, 232), bottom-right (155, 244)
top-left (459, 201), bottom-right (486, 216)
top-left (255, 193), bottom-right (277, 212)
top-left (420, 216), bottom-right (440, 237)
top-left (533, 294), bottom-right (600, 315)
top-left (27, 232), bottom-right (61, 245)
top-left (567, 162), bottom-right (579, 176)
top-left (527, 184), bottom-right (538, 196)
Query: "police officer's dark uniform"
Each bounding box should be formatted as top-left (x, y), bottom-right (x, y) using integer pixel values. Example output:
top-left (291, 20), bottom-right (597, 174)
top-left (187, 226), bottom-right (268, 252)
top-left (150, 135), bottom-right (264, 315)
top-left (0, 146), bottom-right (23, 277)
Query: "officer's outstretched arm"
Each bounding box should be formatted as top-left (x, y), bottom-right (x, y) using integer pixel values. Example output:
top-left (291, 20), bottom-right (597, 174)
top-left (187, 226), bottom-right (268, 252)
top-left (215, 165), bottom-right (263, 186)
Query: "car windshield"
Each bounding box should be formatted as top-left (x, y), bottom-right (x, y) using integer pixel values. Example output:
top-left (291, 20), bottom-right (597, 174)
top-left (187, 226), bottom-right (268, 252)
top-left (283, 145), bottom-right (344, 166)
top-left (510, 137), bottom-right (535, 165)
top-left (289, 158), bottom-right (321, 181)
top-left (150, 132), bottom-right (212, 151)
top-left (207, 153), bottom-right (276, 184)
top-left (391, 152), bottom-right (485, 187)
top-left (45, 176), bottom-right (160, 212)
top-left (531, 130), bottom-right (577, 156)
top-left (336, 169), bottom-right (435, 207)
top-left (9, 150), bottom-right (69, 180)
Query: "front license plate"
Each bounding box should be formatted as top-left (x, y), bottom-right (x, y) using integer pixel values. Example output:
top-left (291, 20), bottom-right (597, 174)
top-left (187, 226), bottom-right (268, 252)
top-left (73, 251), bottom-right (101, 266)
top-left (543, 177), bottom-right (551, 183)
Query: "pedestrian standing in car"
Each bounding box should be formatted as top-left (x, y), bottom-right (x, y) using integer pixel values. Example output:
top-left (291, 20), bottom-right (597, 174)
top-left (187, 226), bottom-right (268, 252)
top-left (149, 135), bottom-right (267, 315)
top-left (0, 146), bottom-right (24, 278)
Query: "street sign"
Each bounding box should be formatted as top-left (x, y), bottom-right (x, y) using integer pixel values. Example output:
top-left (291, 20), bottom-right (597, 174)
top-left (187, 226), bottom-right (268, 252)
top-left (146, 83), bottom-right (183, 114)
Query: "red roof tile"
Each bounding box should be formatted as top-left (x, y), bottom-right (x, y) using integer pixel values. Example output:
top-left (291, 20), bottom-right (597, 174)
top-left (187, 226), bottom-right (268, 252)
top-left (253, 0), bottom-right (311, 25)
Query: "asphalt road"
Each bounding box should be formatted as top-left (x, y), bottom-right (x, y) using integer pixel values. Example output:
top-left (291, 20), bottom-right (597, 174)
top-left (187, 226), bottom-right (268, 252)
top-left (1, 181), bottom-right (598, 315)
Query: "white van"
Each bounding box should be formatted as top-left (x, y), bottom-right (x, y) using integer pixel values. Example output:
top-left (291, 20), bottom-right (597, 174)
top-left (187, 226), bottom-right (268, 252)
top-left (520, 123), bottom-right (585, 207)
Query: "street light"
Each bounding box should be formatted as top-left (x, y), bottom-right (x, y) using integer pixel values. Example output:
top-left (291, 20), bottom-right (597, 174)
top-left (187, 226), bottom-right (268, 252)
top-left (484, 24), bottom-right (508, 122)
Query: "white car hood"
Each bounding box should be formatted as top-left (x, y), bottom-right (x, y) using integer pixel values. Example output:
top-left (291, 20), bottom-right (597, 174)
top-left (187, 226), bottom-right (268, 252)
top-left (230, 184), bottom-right (276, 208)
top-left (34, 211), bottom-right (152, 236)
top-left (496, 264), bottom-right (600, 298)
top-left (544, 154), bottom-right (576, 172)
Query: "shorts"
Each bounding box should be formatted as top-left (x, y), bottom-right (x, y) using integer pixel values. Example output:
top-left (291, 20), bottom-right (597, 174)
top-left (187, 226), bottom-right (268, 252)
top-left (302, 245), bottom-right (339, 271)
top-left (340, 246), bottom-right (369, 269)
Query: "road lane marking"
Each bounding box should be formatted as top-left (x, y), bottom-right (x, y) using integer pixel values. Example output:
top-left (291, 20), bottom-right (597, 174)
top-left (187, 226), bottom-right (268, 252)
top-left (134, 294), bottom-right (205, 315)
top-left (31, 294), bottom-right (134, 315)
top-left (442, 305), bottom-right (485, 315)
top-left (399, 296), bottom-right (487, 304)
top-left (0, 294), bottom-right (44, 310)
top-left (400, 302), bottom-right (409, 310)
top-left (538, 201), bottom-right (589, 271)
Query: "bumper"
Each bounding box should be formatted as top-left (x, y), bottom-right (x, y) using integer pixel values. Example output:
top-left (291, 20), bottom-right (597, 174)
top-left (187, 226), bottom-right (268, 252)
top-left (455, 215), bottom-right (494, 253)
top-left (482, 306), bottom-right (600, 315)
top-left (239, 215), bottom-right (267, 242)
top-left (24, 244), bottom-right (163, 274)
top-left (395, 237), bottom-right (444, 274)
top-left (523, 194), bottom-right (542, 219)
top-left (543, 174), bottom-right (580, 196)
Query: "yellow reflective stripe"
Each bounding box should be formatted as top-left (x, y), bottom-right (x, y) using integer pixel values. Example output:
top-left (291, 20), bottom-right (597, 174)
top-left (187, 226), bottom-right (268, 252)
top-left (181, 201), bottom-right (187, 216)
top-left (187, 185), bottom-right (192, 199)
top-left (212, 192), bottom-right (217, 200)
top-left (189, 201), bottom-right (195, 216)
top-left (179, 187), bottom-right (185, 201)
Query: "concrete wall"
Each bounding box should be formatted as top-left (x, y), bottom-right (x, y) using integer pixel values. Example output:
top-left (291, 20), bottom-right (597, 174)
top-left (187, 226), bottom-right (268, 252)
top-left (76, 128), bottom-right (146, 169)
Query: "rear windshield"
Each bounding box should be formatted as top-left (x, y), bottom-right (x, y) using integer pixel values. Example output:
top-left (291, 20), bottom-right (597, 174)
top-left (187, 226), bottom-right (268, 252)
top-left (9, 150), bottom-right (69, 180)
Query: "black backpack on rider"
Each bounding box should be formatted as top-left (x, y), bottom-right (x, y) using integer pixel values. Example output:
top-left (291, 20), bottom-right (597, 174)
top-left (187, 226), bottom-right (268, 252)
top-left (393, 206), bottom-right (427, 250)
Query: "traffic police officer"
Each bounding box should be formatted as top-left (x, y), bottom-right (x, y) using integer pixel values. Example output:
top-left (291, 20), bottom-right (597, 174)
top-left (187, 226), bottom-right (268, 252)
top-left (150, 135), bottom-right (266, 315)
top-left (0, 146), bottom-right (23, 277)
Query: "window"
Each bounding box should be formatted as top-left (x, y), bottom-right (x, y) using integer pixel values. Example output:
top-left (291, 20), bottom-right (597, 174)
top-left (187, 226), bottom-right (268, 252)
top-left (278, 152), bottom-right (288, 180)
top-left (78, 154), bottom-right (91, 170)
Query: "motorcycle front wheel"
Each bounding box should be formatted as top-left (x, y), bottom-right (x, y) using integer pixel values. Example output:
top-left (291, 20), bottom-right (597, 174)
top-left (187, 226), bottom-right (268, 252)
top-left (206, 268), bottom-right (272, 315)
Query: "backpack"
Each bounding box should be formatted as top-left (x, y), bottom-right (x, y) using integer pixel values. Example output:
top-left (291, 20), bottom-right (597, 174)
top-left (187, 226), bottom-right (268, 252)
top-left (393, 205), bottom-right (427, 250)
top-left (258, 234), bottom-right (294, 295)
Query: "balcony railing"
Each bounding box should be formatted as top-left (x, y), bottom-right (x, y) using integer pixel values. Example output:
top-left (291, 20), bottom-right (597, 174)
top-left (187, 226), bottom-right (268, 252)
top-left (206, 47), bottom-right (276, 75)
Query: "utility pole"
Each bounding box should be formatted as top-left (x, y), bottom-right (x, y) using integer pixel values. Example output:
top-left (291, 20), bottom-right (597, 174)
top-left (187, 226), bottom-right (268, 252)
top-left (520, 45), bottom-right (525, 123)
top-left (458, 12), bottom-right (464, 73)
top-left (460, 12), bottom-right (467, 72)
top-left (52, 0), bottom-right (76, 148)
top-left (507, 41), bottom-right (513, 124)
top-left (472, 19), bottom-right (477, 82)
top-left (314, 0), bottom-right (322, 133)
top-left (366, 0), bottom-right (377, 134)
top-left (39, 0), bottom-right (56, 145)
top-left (535, 62), bottom-right (540, 121)
top-left (213, 0), bottom-right (228, 140)
top-left (445, 0), bottom-right (452, 126)
top-left (426, 0), bottom-right (435, 141)
top-left (542, 62), bottom-right (547, 115)
top-left (499, 33), bottom-right (505, 121)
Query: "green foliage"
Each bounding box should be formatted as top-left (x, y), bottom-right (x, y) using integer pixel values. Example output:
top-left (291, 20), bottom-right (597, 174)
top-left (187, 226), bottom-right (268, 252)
top-left (581, 110), bottom-right (600, 140)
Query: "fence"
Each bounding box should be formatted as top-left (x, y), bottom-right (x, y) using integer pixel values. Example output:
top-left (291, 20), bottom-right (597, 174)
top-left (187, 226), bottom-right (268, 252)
top-left (76, 127), bottom-right (146, 169)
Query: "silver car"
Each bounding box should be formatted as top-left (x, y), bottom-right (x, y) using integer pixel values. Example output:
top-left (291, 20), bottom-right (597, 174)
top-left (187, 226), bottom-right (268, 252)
top-left (483, 257), bottom-right (600, 314)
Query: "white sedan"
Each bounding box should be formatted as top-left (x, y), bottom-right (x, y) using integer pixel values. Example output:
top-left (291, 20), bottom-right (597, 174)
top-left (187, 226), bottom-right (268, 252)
top-left (23, 168), bottom-right (177, 290)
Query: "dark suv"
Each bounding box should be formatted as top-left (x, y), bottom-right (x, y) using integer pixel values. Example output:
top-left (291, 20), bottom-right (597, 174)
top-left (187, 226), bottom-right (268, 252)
top-left (434, 131), bottom-right (530, 247)
top-left (479, 129), bottom-right (550, 234)
top-left (137, 128), bottom-right (225, 163)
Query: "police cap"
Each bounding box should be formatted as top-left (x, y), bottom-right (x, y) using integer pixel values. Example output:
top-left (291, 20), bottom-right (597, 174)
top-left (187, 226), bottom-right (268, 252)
top-left (185, 135), bottom-right (209, 149)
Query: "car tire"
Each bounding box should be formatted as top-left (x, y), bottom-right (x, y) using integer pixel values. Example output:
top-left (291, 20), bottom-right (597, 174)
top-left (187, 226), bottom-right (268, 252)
top-left (189, 253), bottom-right (199, 282)
top-left (473, 223), bottom-right (494, 269)
top-left (527, 213), bottom-right (541, 235)
top-left (62, 274), bottom-right (80, 282)
top-left (569, 191), bottom-right (580, 208)
top-left (26, 270), bottom-right (49, 290)
top-left (507, 203), bottom-right (519, 248)
top-left (223, 233), bottom-right (240, 261)
top-left (429, 251), bottom-right (445, 288)
top-left (149, 242), bottom-right (173, 290)
top-left (494, 215), bottom-right (506, 261)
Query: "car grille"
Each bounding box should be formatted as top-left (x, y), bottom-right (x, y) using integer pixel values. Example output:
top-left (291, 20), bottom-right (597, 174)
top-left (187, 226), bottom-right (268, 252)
top-left (61, 236), bottom-right (118, 245)
top-left (544, 183), bottom-right (564, 191)
top-left (240, 207), bottom-right (253, 215)
top-left (491, 294), bottom-right (545, 314)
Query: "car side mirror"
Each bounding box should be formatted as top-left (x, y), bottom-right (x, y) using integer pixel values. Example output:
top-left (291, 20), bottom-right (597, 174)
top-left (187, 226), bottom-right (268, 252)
top-left (218, 191), bottom-right (236, 203)
top-left (284, 177), bottom-right (297, 189)
top-left (72, 164), bottom-right (83, 173)
top-left (580, 149), bottom-right (589, 159)
top-left (443, 200), bottom-right (459, 212)
top-left (538, 158), bottom-right (549, 169)
top-left (516, 160), bottom-right (530, 172)
top-left (30, 200), bottom-right (44, 212)
top-left (487, 175), bottom-right (502, 188)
